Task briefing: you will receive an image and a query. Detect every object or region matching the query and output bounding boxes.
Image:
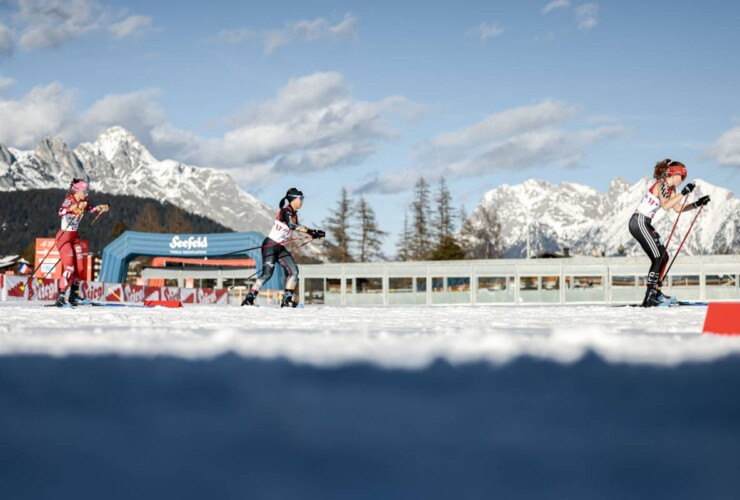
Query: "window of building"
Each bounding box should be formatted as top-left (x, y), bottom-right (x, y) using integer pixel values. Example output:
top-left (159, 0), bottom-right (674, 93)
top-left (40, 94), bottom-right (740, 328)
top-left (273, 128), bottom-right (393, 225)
top-left (357, 277), bottom-right (382, 293)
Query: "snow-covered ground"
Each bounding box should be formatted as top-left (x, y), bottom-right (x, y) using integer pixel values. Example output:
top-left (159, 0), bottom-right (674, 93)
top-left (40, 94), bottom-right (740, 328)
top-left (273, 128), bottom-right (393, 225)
top-left (1, 303), bottom-right (737, 367)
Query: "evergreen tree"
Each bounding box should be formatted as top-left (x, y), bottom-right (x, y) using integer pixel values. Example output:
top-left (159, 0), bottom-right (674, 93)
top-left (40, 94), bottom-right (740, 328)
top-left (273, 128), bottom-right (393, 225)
top-left (431, 235), bottom-right (466, 260)
top-left (396, 210), bottom-right (412, 261)
top-left (409, 177), bottom-right (432, 260)
top-left (355, 196), bottom-right (387, 262)
top-left (323, 188), bottom-right (355, 262)
top-left (133, 203), bottom-right (163, 233)
top-left (434, 177), bottom-right (455, 244)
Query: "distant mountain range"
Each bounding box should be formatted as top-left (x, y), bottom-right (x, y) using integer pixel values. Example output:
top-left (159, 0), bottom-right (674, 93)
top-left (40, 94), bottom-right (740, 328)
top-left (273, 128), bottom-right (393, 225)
top-left (468, 177), bottom-right (740, 257)
top-left (2, 127), bottom-right (737, 260)
top-left (0, 127), bottom-right (326, 261)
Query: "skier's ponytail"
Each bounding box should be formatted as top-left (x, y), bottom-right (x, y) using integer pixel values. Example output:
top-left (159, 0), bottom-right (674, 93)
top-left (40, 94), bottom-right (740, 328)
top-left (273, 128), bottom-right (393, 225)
top-left (279, 187), bottom-right (304, 208)
top-left (653, 159), bottom-right (671, 179)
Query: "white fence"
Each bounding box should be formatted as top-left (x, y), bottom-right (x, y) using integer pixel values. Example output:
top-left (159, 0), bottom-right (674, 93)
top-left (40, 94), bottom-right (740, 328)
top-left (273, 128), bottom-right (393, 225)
top-left (299, 255), bottom-right (740, 306)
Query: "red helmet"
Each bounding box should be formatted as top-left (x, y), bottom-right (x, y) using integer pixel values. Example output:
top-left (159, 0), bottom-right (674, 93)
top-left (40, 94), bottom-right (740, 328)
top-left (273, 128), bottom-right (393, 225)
top-left (666, 162), bottom-right (687, 181)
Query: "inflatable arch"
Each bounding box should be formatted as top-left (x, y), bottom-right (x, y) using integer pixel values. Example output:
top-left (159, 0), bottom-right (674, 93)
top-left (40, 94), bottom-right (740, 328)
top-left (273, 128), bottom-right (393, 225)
top-left (98, 231), bottom-right (284, 290)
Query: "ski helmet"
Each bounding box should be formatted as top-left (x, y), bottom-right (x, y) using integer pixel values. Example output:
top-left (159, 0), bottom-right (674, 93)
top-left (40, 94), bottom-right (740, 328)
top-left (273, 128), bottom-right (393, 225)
top-left (666, 162), bottom-right (687, 181)
top-left (285, 187), bottom-right (304, 201)
top-left (72, 180), bottom-right (89, 192)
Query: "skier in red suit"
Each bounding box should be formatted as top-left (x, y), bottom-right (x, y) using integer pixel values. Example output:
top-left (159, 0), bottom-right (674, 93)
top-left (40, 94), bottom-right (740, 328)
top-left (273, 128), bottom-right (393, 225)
top-left (55, 179), bottom-right (109, 307)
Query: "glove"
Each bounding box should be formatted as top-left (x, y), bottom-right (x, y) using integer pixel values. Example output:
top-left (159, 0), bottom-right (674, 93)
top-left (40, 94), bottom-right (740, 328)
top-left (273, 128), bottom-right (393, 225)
top-left (694, 195), bottom-right (710, 207)
top-left (681, 182), bottom-right (696, 195)
top-left (307, 228), bottom-right (326, 239)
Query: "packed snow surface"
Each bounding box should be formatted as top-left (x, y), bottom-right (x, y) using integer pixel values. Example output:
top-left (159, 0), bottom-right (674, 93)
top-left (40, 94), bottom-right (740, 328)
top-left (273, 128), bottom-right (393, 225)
top-left (1, 303), bottom-right (737, 368)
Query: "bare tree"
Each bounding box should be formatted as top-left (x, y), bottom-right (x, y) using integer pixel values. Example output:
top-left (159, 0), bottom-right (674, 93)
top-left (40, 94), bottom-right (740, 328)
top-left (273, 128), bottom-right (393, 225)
top-left (133, 203), bottom-right (163, 233)
top-left (461, 205), bottom-right (504, 259)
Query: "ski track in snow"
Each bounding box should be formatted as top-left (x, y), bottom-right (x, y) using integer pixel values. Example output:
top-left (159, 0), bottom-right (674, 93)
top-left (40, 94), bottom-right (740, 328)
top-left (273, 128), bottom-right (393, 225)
top-left (1, 303), bottom-right (738, 368)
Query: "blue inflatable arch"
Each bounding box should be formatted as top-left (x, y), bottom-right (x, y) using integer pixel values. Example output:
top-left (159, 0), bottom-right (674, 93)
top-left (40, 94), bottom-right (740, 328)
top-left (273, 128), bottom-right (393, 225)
top-left (98, 231), bottom-right (284, 290)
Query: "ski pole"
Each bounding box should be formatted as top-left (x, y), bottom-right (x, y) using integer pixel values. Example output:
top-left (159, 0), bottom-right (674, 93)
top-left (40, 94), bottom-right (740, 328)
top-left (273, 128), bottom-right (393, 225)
top-left (36, 210), bottom-right (107, 284)
top-left (661, 205), bottom-right (704, 282)
top-left (218, 235), bottom-right (314, 257)
top-left (659, 194), bottom-right (690, 282)
top-left (664, 194), bottom-right (689, 250)
top-left (19, 212), bottom-right (78, 292)
top-left (225, 237), bottom-right (314, 290)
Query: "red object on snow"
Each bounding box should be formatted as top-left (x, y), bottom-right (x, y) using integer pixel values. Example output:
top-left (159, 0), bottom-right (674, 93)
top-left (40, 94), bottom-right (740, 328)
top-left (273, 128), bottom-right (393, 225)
top-left (144, 300), bottom-right (183, 308)
top-left (702, 303), bottom-right (740, 336)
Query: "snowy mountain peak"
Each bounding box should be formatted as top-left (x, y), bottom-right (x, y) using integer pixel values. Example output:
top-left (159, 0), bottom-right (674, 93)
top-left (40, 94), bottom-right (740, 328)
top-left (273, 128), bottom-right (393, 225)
top-left (84, 126), bottom-right (157, 164)
top-left (0, 129), bottom-right (317, 257)
top-left (471, 177), bottom-right (740, 257)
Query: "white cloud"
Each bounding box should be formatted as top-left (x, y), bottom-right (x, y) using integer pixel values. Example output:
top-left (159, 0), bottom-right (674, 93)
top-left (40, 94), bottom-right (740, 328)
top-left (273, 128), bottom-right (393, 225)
top-left (0, 74), bottom-right (15, 92)
top-left (74, 89), bottom-right (167, 141)
top-left (15, 0), bottom-right (107, 50)
top-left (357, 101), bottom-right (628, 194)
top-left (467, 22), bottom-right (504, 41)
top-left (209, 27), bottom-right (256, 45)
top-left (707, 126), bottom-right (740, 167)
top-left (1, 0), bottom-right (156, 51)
top-left (542, 0), bottom-right (571, 15)
top-left (191, 72), bottom-right (411, 176)
top-left (0, 73), bottom-right (415, 186)
top-left (575, 4), bottom-right (599, 31)
top-left (0, 20), bottom-right (13, 56)
top-left (208, 13), bottom-right (358, 55)
top-left (0, 82), bottom-right (77, 147)
top-left (109, 15), bottom-right (159, 39)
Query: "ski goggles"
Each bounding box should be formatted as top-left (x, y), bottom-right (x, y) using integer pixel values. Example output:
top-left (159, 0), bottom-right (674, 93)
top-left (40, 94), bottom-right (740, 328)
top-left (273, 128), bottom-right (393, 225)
top-left (288, 194), bottom-right (304, 201)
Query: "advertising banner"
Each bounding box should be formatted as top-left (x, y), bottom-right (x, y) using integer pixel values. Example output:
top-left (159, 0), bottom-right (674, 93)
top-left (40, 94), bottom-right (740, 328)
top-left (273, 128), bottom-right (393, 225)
top-left (145, 286), bottom-right (161, 301)
top-left (124, 284), bottom-right (145, 303)
top-left (180, 288), bottom-right (197, 304)
top-left (34, 238), bottom-right (61, 280)
top-left (105, 283), bottom-right (125, 303)
top-left (80, 281), bottom-right (104, 302)
top-left (161, 287), bottom-right (180, 301)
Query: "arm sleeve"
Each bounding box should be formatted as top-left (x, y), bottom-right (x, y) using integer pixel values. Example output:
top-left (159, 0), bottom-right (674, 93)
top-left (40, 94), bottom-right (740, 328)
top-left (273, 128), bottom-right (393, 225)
top-left (279, 207), bottom-right (302, 231)
top-left (58, 197), bottom-right (74, 216)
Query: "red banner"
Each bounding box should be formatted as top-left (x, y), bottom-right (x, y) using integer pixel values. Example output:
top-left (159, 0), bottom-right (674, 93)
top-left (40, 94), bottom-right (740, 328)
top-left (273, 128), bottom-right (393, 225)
top-left (161, 287), bottom-right (180, 301)
top-left (180, 288), bottom-right (197, 304)
top-left (80, 281), bottom-right (104, 302)
top-left (0, 277), bottom-right (230, 306)
top-left (124, 284), bottom-right (145, 303)
top-left (34, 238), bottom-right (61, 280)
top-left (145, 286), bottom-right (161, 301)
top-left (105, 283), bottom-right (125, 303)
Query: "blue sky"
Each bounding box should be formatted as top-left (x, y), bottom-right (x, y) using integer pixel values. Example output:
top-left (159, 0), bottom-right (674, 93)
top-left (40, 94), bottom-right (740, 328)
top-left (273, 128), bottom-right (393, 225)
top-left (1, 0), bottom-right (739, 252)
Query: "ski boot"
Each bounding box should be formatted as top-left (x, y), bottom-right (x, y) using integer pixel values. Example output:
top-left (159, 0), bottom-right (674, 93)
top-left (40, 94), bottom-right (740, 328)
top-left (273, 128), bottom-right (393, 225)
top-left (54, 291), bottom-right (72, 308)
top-left (241, 289), bottom-right (258, 306)
top-left (655, 282), bottom-right (678, 305)
top-left (68, 284), bottom-right (92, 306)
top-left (280, 290), bottom-right (299, 308)
top-left (642, 286), bottom-right (672, 307)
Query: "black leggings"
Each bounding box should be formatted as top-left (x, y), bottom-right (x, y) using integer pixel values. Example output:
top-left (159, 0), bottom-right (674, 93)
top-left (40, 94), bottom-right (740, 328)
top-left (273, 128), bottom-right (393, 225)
top-left (628, 213), bottom-right (668, 286)
top-left (254, 238), bottom-right (299, 290)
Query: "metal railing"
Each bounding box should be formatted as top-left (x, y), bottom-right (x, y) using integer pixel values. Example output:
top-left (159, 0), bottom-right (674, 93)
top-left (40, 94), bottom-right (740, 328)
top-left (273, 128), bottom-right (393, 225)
top-left (298, 255), bottom-right (740, 306)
